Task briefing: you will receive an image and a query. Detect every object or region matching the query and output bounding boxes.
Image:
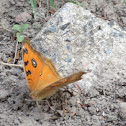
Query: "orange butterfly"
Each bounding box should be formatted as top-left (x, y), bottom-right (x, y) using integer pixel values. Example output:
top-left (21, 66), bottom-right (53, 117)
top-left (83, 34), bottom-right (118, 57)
top-left (22, 37), bottom-right (86, 101)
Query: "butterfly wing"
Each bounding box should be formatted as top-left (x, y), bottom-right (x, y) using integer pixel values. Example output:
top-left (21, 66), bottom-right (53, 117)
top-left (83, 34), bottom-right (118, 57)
top-left (30, 71), bottom-right (86, 101)
top-left (22, 37), bottom-right (62, 93)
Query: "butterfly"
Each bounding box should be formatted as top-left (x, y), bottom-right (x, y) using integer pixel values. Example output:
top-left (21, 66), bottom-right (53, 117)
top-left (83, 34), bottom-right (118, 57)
top-left (22, 37), bottom-right (86, 101)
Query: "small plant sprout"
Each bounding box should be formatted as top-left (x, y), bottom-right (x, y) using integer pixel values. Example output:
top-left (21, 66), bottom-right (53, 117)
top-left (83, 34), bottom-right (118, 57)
top-left (68, 0), bottom-right (84, 6)
top-left (49, 0), bottom-right (56, 11)
top-left (12, 24), bottom-right (28, 42)
top-left (30, 0), bottom-right (36, 21)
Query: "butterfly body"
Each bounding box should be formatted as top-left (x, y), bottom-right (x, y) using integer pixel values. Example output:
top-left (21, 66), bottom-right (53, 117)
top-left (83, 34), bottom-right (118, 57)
top-left (22, 37), bottom-right (86, 101)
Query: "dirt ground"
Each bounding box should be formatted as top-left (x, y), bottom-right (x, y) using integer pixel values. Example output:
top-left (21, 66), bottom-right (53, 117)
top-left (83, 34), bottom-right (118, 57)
top-left (0, 0), bottom-right (126, 126)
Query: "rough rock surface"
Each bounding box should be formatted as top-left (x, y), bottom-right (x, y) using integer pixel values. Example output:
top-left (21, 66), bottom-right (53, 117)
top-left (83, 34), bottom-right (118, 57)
top-left (30, 3), bottom-right (126, 125)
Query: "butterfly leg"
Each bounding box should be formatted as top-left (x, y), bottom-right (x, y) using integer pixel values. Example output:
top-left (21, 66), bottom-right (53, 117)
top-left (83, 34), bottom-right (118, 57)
top-left (62, 90), bottom-right (73, 97)
top-left (24, 98), bottom-right (34, 102)
top-left (44, 99), bottom-right (62, 119)
top-left (41, 99), bottom-right (55, 111)
top-left (36, 101), bottom-right (42, 109)
top-left (35, 99), bottom-right (55, 111)
top-left (41, 99), bottom-right (62, 117)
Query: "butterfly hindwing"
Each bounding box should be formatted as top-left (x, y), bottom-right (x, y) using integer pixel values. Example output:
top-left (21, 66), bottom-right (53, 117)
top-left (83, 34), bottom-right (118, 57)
top-left (30, 71), bottom-right (86, 100)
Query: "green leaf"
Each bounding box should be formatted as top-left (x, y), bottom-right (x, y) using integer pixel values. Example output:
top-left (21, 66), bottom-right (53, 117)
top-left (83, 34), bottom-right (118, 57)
top-left (20, 24), bottom-right (28, 32)
top-left (49, 0), bottom-right (56, 11)
top-left (30, 0), bottom-right (36, 8)
top-left (12, 25), bottom-right (21, 32)
top-left (68, 0), bottom-right (78, 5)
top-left (30, 0), bottom-right (36, 20)
top-left (13, 24), bottom-right (28, 32)
top-left (68, 0), bottom-right (84, 6)
top-left (124, 0), bottom-right (126, 6)
top-left (16, 32), bottom-right (24, 42)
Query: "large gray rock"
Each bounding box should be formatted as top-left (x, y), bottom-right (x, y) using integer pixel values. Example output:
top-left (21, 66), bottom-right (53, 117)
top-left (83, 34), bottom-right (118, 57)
top-left (31, 3), bottom-right (126, 91)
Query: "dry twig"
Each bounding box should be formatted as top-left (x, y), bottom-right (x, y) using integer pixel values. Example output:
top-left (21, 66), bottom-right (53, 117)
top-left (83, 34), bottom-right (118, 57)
top-left (0, 62), bottom-right (23, 68)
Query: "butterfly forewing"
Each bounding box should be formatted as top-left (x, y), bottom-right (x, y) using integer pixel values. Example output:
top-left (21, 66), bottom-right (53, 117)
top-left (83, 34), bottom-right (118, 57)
top-left (22, 38), bottom-right (62, 93)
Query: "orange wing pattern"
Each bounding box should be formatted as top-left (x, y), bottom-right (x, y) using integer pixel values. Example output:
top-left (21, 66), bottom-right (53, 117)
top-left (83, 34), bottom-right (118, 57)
top-left (22, 37), bottom-right (86, 101)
